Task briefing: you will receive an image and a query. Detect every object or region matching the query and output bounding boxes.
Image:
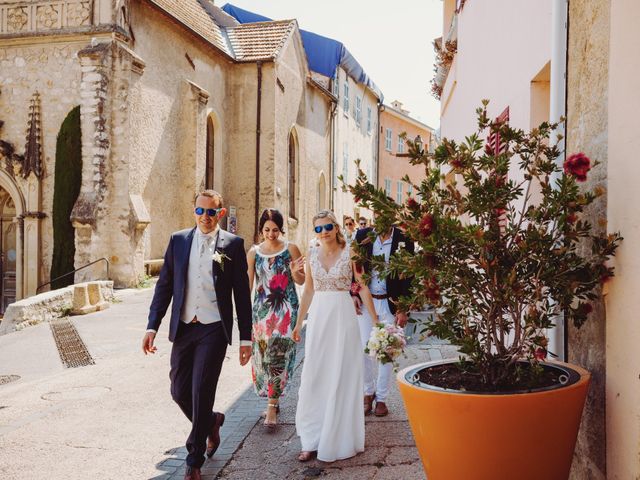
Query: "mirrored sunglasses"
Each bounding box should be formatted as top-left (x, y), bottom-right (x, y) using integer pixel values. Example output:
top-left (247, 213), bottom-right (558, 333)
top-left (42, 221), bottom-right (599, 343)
top-left (314, 224), bottom-right (335, 233)
top-left (194, 207), bottom-right (221, 216)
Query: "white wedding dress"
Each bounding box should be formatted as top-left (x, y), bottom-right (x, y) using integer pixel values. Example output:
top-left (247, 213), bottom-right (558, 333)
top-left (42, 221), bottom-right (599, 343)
top-left (295, 244), bottom-right (365, 461)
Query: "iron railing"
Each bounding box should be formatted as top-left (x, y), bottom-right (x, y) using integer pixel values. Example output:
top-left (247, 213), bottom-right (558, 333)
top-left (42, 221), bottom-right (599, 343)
top-left (36, 257), bottom-right (110, 293)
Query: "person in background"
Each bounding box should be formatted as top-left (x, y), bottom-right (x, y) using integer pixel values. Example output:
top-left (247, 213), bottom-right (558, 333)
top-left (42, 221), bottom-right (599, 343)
top-left (353, 216), bottom-right (414, 417)
top-left (357, 217), bottom-right (368, 230)
top-left (343, 216), bottom-right (357, 246)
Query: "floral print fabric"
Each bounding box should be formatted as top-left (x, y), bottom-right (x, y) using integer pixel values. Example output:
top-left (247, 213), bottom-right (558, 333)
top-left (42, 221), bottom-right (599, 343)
top-left (251, 245), bottom-right (298, 399)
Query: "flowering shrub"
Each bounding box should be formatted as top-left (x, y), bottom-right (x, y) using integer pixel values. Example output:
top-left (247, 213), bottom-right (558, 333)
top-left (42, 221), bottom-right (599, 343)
top-left (365, 323), bottom-right (408, 366)
top-left (348, 102), bottom-right (622, 388)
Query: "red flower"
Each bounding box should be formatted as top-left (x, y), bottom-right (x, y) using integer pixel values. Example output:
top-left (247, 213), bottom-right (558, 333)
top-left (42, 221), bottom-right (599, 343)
top-left (355, 262), bottom-right (364, 274)
top-left (534, 347), bottom-right (547, 361)
top-left (278, 310), bottom-right (291, 335)
top-left (450, 157), bottom-right (464, 170)
top-left (406, 197), bottom-right (419, 210)
top-left (566, 213), bottom-right (577, 224)
top-left (564, 153), bottom-right (591, 182)
top-left (422, 276), bottom-right (440, 303)
top-left (268, 383), bottom-right (275, 397)
top-left (269, 273), bottom-right (288, 292)
top-left (350, 282), bottom-right (362, 295)
top-left (419, 213), bottom-right (435, 237)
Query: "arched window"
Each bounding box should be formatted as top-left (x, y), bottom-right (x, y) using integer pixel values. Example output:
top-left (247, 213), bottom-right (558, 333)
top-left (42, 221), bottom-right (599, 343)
top-left (206, 116), bottom-right (215, 189)
top-left (288, 129), bottom-right (298, 219)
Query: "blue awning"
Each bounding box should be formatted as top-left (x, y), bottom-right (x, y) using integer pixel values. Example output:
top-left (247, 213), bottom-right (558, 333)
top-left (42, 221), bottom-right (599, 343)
top-left (222, 3), bottom-right (382, 100)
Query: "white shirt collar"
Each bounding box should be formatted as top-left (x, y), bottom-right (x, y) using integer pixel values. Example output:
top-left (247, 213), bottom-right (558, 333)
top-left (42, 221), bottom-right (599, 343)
top-left (196, 226), bottom-right (219, 243)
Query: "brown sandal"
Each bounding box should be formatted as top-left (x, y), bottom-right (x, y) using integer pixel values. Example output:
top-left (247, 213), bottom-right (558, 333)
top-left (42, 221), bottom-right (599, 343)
top-left (297, 451), bottom-right (317, 462)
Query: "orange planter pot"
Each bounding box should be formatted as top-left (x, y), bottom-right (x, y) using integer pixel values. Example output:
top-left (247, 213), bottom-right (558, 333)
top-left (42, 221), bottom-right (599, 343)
top-left (397, 360), bottom-right (590, 480)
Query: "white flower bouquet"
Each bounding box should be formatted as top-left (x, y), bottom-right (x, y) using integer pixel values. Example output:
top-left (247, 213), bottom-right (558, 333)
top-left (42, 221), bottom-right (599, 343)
top-left (365, 323), bottom-right (407, 365)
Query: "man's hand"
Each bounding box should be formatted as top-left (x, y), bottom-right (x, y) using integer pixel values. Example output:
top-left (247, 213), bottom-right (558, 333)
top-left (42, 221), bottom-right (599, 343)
top-left (352, 295), bottom-right (363, 315)
top-left (395, 312), bottom-right (409, 328)
top-left (142, 331), bottom-right (157, 355)
top-left (239, 345), bottom-right (251, 366)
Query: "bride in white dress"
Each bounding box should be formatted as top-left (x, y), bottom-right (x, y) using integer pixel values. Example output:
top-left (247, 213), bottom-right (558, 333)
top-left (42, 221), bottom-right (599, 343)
top-left (292, 210), bottom-right (378, 462)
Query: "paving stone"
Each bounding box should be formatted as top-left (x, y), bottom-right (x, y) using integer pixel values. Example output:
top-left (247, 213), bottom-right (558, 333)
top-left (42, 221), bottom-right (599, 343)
top-left (373, 462), bottom-right (426, 479)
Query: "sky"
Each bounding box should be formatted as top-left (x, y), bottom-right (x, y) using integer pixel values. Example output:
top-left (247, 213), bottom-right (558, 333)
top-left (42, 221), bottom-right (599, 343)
top-left (220, 0), bottom-right (443, 129)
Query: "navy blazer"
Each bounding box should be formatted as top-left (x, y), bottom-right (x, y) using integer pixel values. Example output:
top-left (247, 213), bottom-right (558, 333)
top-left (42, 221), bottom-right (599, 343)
top-left (355, 226), bottom-right (415, 314)
top-left (147, 227), bottom-right (252, 345)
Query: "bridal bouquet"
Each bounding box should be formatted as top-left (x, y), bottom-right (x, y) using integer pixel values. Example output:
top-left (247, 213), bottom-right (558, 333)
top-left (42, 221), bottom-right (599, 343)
top-left (365, 323), bottom-right (407, 365)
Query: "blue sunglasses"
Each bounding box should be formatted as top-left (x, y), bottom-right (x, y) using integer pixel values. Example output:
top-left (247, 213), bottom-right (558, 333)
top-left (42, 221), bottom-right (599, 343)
top-left (314, 223), bottom-right (335, 233)
top-left (194, 207), bottom-right (221, 216)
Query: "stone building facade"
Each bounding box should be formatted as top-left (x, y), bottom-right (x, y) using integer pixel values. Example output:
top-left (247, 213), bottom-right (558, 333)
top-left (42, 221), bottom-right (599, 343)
top-left (378, 100), bottom-right (433, 205)
top-left (0, 0), bottom-right (333, 297)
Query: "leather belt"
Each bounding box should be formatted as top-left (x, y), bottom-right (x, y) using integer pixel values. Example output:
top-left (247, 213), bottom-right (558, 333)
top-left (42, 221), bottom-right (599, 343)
top-left (371, 293), bottom-right (388, 300)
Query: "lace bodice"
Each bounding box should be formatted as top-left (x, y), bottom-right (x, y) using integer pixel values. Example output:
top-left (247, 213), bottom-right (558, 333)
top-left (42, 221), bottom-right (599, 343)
top-left (310, 244), bottom-right (352, 291)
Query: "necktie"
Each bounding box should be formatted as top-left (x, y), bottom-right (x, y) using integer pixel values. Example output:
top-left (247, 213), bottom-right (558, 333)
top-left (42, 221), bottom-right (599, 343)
top-left (200, 235), bottom-right (211, 256)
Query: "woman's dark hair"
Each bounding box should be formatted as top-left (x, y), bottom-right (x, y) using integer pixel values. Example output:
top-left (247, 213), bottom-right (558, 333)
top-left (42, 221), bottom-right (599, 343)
top-left (259, 208), bottom-right (285, 234)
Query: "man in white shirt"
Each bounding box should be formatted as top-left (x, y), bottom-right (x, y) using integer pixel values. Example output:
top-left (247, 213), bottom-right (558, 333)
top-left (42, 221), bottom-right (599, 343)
top-left (353, 223), bottom-right (414, 417)
top-left (142, 190), bottom-right (252, 480)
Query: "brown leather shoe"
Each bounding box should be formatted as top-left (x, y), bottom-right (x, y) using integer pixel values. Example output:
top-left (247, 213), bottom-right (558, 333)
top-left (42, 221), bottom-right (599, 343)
top-left (184, 466), bottom-right (201, 480)
top-left (364, 394), bottom-right (375, 415)
top-left (206, 412), bottom-right (225, 458)
top-left (374, 401), bottom-right (389, 417)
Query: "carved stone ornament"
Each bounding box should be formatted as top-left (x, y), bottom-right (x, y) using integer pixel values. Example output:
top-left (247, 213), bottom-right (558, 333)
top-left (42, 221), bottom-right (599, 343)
top-left (23, 92), bottom-right (43, 179)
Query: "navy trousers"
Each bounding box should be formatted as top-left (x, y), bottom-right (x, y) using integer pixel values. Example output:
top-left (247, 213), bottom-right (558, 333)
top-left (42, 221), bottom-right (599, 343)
top-left (170, 321), bottom-right (228, 468)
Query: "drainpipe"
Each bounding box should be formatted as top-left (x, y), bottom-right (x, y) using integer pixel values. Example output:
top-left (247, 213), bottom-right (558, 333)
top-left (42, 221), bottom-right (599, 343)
top-left (329, 96), bottom-right (337, 210)
top-left (549, 0), bottom-right (569, 362)
top-left (254, 61), bottom-right (263, 243)
top-left (377, 102), bottom-right (384, 189)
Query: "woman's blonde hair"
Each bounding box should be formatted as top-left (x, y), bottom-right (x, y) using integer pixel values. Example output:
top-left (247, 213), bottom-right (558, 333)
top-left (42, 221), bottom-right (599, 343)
top-left (313, 210), bottom-right (346, 247)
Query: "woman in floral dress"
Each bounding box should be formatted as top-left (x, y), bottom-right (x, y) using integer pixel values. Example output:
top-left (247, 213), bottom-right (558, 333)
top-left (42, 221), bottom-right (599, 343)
top-left (247, 209), bottom-right (305, 429)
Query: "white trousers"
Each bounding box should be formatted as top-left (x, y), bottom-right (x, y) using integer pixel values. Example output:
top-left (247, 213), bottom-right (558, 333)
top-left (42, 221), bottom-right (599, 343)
top-left (357, 298), bottom-right (395, 402)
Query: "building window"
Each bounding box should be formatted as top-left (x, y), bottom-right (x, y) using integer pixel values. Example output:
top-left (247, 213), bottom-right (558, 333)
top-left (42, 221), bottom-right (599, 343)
top-left (288, 130), bottom-right (298, 219)
top-left (343, 82), bottom-right (350, 116)
top-left (342, 142), bottom-right (349, 181)
top-left (407, 184), bottom-right (413, 198)
top-left (384, 178), bottom-right (392, 196)
top-left (385, 128), bottom-right (392, 151)
top-left (396, 181), bottom-right (403, 204)
top-left (367, 106), bottom-right (372, 135)
top-left (333, 71), bottom-right (339, 97)
top-left (355, 97), bottom-right (362, 127)
top-left (206, 116), bottom-right (215, 189)
top-left (397, 135), bottom-right (404, 154)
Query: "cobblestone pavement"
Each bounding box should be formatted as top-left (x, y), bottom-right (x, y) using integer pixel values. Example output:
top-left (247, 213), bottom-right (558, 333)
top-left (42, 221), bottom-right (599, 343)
top-left (150, 312), bottom-right (458, 480)
top-left (214, 334), bottom-right (459, 480)
top-left (0, 287), bottom-right (456, 480)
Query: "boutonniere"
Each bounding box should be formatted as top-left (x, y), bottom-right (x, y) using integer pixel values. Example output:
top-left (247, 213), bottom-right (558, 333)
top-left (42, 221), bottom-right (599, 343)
top-left (398, 241), bottom-right (406, 249)
top-left (212, 251), bottom-right (230, 271)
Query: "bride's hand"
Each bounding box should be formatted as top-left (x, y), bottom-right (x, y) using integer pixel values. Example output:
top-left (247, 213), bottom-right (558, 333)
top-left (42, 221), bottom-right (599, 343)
top-left (371, 316), bottom-right (379, 326)
top-left (292, 326), bottom-right (302, 343)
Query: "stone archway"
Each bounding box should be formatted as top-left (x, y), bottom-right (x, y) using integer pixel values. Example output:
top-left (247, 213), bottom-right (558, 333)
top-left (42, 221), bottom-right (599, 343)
top-left (0, 170), bottom-right (25, 302)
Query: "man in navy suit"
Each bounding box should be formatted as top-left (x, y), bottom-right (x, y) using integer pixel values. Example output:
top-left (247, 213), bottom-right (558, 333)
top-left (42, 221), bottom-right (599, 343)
top-left (142, 190), bottom-right (252, 480)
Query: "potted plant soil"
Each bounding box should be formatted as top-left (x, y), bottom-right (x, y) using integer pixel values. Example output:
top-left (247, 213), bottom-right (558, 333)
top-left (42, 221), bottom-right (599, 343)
top-left (347, 102), bottom-right (622, 480)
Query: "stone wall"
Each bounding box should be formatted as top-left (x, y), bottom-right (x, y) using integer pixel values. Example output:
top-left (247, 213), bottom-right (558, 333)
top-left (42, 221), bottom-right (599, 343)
top-left (273, 31), bottom-right (332, 250)
top-left (128, 1), bottom-right (232, 265)
top-left (565, 1), bottom-right (610, 478)
top-left (0, 39), bottom-right (86, 289)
